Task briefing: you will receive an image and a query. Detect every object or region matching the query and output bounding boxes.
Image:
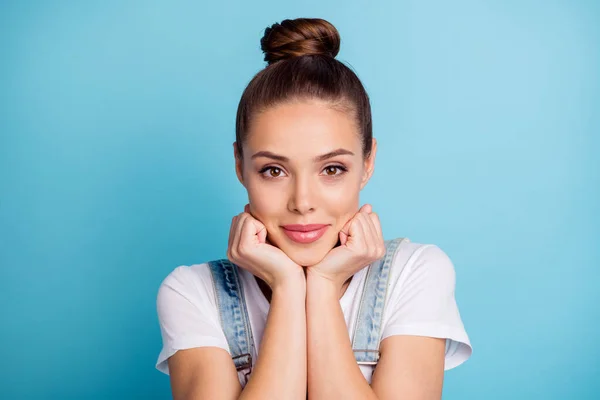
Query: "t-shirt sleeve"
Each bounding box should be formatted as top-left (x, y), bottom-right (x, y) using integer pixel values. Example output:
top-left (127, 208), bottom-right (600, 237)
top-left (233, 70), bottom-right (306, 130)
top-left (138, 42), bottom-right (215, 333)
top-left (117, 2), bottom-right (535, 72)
top-left (155, 265), bottom-right (230, 375)
top-left (381, 244), bottom-right (473, 370)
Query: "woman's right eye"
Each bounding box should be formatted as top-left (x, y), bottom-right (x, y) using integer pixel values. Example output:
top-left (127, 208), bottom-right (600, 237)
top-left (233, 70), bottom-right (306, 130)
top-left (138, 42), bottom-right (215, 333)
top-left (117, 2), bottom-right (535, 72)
top-left (259, 166), bottom-right (287, 179)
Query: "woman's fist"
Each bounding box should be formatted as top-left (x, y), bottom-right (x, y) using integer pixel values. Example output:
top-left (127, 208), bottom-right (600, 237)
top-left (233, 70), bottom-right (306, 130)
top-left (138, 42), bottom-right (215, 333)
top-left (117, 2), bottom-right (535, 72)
top-left (306, 204), bottom-right (385, 290)
top-left (227, 204), bottom-right (304, 289)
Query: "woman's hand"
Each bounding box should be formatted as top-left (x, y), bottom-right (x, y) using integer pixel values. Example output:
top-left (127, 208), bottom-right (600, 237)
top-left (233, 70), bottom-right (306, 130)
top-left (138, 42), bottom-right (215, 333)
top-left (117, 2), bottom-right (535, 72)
top-left (306, 204), bottom-right (385, 292)
top-left (227, 204), bottom-right (304, 290)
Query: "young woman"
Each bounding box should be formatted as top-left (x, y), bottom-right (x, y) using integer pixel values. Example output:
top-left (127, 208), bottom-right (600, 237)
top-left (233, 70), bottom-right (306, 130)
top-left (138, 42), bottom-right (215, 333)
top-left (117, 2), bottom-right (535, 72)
top-left (155, 18), bottom-right (472, 399)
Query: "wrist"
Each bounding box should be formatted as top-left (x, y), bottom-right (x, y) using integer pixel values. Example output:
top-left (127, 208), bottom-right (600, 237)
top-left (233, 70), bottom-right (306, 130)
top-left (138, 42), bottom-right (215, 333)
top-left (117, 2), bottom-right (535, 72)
top-left (306, 269), bottom-right (343, 298)
top-left (270, 267), bottom-right (306, 292)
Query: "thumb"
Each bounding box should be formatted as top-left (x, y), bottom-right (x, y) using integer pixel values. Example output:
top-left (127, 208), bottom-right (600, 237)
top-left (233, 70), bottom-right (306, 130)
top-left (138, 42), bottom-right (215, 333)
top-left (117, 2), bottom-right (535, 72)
top-left (251, 218), bottom-right (267, 244)
top-left (241, 216), bottom-right (266, 244)
top-left (339, 230), bottom-right (348, 246)
top-left (339, 219), bottom-right (351, 245)
top-left (257, 224), bottom-right (267, 244)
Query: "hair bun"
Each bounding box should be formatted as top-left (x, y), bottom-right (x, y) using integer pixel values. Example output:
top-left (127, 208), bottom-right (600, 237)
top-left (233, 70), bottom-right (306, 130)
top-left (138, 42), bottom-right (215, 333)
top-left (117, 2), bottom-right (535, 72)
top-left (260, 18), bottom-right (341, 65)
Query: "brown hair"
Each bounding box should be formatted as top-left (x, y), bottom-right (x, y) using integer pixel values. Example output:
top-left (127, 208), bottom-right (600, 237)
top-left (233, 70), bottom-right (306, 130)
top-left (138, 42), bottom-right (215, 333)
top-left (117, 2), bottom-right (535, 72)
top-left (235, 18), bottom-right (373, 159)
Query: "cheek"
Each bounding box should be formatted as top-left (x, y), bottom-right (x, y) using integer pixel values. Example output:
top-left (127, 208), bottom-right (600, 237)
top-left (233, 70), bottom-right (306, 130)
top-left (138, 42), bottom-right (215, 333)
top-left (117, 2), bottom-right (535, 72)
top-left (321, 177), bottom-right (361, 210)
top-left (246, 179), bottom-right (285, 221)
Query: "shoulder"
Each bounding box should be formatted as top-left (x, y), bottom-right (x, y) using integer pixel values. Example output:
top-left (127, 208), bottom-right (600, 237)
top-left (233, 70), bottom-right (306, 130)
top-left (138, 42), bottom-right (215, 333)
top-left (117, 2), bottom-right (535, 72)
top-left (156, 260), bottom-right (226, 310)
top-left (158, 262), bottom-right (211, 290)
top-left (387, 237), bottom-right (456, 290)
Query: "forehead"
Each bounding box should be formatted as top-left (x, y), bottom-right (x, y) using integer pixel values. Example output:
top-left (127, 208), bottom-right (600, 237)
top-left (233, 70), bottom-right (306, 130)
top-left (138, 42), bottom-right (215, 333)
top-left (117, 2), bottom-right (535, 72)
top-left (246, 99), bottom-right (361, 158)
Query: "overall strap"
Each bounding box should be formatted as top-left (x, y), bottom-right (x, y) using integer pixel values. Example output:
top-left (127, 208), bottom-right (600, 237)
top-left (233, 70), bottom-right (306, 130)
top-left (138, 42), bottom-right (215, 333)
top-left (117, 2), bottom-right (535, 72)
top-left (208, 259), bottom-right (255, 384)
top-left (351, 237), bottom-right (407, 365)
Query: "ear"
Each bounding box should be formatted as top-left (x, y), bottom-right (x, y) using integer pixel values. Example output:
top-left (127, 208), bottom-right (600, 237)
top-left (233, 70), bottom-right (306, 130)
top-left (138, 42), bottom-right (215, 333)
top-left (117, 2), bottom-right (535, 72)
top-left (233, 142), bottom-right (246, 187)
top-left (360, 137), bottom-right (377, 190)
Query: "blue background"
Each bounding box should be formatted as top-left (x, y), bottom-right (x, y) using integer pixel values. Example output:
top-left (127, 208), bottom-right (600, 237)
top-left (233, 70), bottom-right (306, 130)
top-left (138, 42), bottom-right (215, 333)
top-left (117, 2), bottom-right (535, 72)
top-left (1, 0), bottom-right (598, 398)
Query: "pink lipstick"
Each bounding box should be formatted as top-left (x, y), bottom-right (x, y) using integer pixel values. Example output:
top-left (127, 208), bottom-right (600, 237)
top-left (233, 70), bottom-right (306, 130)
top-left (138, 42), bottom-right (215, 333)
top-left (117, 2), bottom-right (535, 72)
top-left (281, 224), bottom-right (329, 244)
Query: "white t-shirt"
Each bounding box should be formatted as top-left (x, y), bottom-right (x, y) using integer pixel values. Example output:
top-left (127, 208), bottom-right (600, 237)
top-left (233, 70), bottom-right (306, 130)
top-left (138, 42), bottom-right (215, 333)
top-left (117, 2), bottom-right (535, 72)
top-left (155, 239), bottom-right (472, 385)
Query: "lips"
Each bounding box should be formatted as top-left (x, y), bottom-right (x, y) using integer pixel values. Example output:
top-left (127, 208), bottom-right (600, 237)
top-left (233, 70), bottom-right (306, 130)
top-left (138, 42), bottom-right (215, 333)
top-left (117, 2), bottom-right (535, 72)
top-left (282, 224), bottom-right (329, 244)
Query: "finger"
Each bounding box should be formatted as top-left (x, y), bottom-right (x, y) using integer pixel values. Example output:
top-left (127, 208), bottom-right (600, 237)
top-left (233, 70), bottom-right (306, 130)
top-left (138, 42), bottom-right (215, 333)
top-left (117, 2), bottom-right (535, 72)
top-left (366, 212), bottom-right (385, 258)
top-left (350, 212), bottom-right (374, 254)
top-left (228, 215), bottom-right (238, 249)
top-left (232, 214), bottom-right (248, 251)
top-left (339, 217), bottom-right (352, 245)
top-left (347, 213), bottom-right (368, 248)
top-left (341, 203), bottom-right (371, 245)
top-left (355, 204), bottom-right (373, 243)
top-left (240, 216), bottom-right (261, 247)
top-left (369, 212), bottom-right (384, 242)
top-left (357, 212), bottom-right (376, 250)
top-left (255, 219), bottom-right (267, 243)
top-left (357, 211), bottom-right (376, 241)
top-left (341, 206), bottom-right (366, 242)
top-left (240, 213), bottom-right (267, 246)
top-left (358, 204), bottom-right (378, 242)
top-left (339, 229), bottom-right (347, 246)
top-left (242, 206), bottom-right (267, 242)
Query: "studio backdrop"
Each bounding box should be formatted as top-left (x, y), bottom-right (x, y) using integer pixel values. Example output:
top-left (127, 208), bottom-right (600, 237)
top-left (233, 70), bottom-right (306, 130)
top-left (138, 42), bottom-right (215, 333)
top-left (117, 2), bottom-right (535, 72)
top-left (1, 0), bottom-right (598, 399)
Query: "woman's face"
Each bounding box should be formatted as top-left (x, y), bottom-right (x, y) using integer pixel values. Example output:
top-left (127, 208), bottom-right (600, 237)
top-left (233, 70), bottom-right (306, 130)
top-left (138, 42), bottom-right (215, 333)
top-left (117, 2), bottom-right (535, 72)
top-left (235, 98), bottom-right (376, 267)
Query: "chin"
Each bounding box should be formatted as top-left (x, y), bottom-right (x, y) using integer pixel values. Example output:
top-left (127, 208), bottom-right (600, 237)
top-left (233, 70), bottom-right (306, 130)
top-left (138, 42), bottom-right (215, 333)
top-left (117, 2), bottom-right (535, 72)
top-left (287, 250), bottom-right (327, 268)
top-left (269, 231), bottom-right (339, 267)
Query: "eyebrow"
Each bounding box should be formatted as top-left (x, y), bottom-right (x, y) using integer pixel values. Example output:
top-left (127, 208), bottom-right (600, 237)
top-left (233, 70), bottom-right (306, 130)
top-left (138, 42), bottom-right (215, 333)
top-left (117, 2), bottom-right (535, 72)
top-left (251, 148), bottom-right (355, 162)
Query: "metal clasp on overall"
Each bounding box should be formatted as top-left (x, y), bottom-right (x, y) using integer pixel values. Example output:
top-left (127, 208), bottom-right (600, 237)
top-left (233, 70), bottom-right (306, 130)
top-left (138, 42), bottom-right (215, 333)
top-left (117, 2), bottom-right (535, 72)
top-left (354, 349), bottom-right (380, 366)
top-left (233, 353), bottom-right (253, 385)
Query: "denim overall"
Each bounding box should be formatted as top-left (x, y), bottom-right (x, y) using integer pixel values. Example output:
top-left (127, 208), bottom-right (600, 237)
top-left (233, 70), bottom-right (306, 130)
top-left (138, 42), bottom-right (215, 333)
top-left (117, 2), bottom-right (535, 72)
top-left (208, 237), bottom-right (407, 387)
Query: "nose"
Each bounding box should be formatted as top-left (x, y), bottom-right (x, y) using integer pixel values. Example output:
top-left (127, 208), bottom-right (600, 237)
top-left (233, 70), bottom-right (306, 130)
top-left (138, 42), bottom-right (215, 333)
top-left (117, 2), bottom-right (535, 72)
top-left (287, 174), bottom-right (315, 214)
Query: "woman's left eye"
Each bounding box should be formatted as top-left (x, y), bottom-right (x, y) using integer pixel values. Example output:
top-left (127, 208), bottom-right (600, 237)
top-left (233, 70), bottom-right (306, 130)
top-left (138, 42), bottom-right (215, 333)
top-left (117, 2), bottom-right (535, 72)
top-left (322, 165), bottom-right (347, 176)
